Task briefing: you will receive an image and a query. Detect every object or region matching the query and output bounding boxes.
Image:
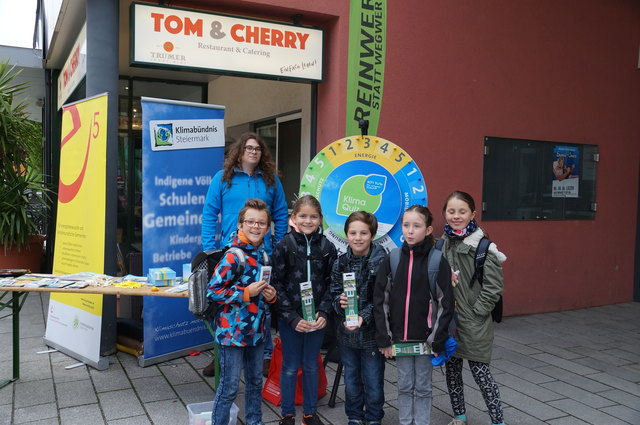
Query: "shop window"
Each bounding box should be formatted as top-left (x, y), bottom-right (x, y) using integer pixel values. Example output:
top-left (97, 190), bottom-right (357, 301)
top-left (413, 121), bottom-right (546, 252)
top-left (117, 77), bottom-right (206, 259)
top-left (482, 136), bottom-right (598, 220)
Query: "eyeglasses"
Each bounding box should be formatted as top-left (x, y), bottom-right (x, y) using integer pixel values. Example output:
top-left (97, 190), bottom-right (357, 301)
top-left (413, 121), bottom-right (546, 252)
top-left (243, 219), bottom-right (269, 228)
top-left (244, 145), bottom-right (262, 153)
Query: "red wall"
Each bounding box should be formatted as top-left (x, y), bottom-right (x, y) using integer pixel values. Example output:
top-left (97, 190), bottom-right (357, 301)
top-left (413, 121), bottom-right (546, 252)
top-left (187, 0), bottom-right (640, 315)
top-left (372, 0), bottom-right (640, 315)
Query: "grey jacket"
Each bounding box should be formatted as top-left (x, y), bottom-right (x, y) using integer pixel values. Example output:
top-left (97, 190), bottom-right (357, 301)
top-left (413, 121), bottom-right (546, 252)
top-left (440, 229), bottom-right (506, 363)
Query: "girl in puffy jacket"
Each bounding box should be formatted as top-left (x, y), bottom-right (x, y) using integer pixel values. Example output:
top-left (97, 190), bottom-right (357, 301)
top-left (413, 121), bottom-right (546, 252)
top-left (373, 205), bottom-right (454, 425)
top-left (271, 195), bottom-right (337, 425)
top-left (440, 191), bottom-right (506, 425)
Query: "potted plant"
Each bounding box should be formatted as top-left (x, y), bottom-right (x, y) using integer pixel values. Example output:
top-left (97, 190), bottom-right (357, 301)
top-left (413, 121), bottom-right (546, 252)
top-left (0, 60), bottom-right (50, 271)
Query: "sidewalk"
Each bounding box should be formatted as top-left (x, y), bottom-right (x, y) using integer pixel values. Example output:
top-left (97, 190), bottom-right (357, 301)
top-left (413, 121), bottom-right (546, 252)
top-left (1, 295), bottom-right (639, 425)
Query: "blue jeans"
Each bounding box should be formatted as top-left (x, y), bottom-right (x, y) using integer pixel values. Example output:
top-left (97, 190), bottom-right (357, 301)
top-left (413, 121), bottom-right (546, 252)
top-left (211, 343), bottom-right (264, 425)
top-left (339, 344), bottom-right (385, 423)
top-left (279, 320), bottom-right (326, 416)
top-left (396, 355), bottom-right (433, 425)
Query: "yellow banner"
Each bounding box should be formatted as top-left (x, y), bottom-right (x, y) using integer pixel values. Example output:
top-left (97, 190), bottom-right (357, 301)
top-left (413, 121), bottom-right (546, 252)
top-left (52, 94), bottom-right (108, 316)
top-left (52, 293), bottom-right (104, 316)
top-left (53, 94), bottom-right (108, 275)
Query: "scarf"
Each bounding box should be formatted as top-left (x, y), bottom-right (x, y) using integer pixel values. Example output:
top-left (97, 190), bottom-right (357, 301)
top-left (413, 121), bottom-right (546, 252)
top-left (444, 219), bottom-right (478, 239)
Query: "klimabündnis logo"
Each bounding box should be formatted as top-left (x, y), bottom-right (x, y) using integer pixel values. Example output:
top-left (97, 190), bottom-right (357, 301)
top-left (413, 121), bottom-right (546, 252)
top-left (153, 123), bottom-right (174, 147)
top-left (149, 119), bottom-right (225, 151)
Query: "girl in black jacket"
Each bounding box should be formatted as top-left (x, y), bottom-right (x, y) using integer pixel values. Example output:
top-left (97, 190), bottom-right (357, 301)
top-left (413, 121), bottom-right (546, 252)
top-left (272, 195), bottom-right (337, 425)
top-left (373, 205), bottom-right (454, 425)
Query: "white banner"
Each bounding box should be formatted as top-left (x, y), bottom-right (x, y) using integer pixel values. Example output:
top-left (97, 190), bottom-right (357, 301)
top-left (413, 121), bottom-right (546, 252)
top-left (131, 3), bottom-right (323, 81)
top-left (45, 296), bottom-right (102, 363)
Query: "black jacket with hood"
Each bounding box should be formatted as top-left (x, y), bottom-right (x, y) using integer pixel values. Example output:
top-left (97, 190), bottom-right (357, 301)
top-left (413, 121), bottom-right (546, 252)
top-left (373, 238), bottom-right (454, 354)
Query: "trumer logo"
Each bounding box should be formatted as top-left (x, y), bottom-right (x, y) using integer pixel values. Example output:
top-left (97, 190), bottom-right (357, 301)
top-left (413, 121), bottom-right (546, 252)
top-left (153, 123), bottom-right (173, 147)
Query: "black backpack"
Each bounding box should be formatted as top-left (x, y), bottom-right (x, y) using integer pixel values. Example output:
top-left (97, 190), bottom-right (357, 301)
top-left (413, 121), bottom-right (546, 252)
top-left (188, 247), bottom-right (269, 324)
top-left (436, 237), bottom-right (503, 323)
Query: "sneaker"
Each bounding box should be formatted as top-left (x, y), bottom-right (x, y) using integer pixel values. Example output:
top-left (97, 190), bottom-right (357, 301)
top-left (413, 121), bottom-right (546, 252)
top-left (202, 359), bottom-right (215, 377)
top-left (302, 413), bottom-right (325, 425)
top-left (278, 415), bottom-right (295, 425)
top-left (448, 419), bottom-right (467, 425)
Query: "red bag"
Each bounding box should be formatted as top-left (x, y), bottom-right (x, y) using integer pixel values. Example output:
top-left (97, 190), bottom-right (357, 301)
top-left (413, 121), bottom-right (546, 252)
top-left (262, 337), bottom-right (328, 406)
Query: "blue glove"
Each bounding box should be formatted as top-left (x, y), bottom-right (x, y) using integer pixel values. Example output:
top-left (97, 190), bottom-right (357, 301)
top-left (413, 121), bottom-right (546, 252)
top-left (430, 336), bottom-right (458, 366)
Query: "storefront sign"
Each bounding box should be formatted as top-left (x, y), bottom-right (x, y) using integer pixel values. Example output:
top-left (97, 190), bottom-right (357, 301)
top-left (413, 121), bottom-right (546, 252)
top-left (141, 97), bottom-right (225, 365)
top-left (48, 94), bottom-right (109, 370)
top-left (57, 24), bottom-right (87, 110)
top-left (131, 3), bottom-right (323, 81)
top-left (346, 0), bottom-right (386, 136)
top-left (300, 135), bottom-right (426, 252)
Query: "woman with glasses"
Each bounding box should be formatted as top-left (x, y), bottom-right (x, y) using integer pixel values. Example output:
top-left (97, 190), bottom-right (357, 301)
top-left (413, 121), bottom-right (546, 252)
top-left (201, 131), bottom-right (288, 377)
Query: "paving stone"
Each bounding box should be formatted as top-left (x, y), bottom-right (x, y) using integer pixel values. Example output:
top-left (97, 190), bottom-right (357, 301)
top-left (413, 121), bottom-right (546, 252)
top-left (588, 372), bottom-right (640, 397)
top-left (20, 420), bottom-right (60, 425)
top-left (13, 402), bottom-right (57, 424)
top-left (567, 345), bottom-right (632, 367)
top-left (131, 375), bottom-right (177, 403)
top-left (118, 354), bottom-right (162, 380)
top-left (59, 404), bottom-right (105, 425)
top-left (493, 335), bottom-right (543, 356)
top-left (144, 399), bottom-right (188, 425)
top-left (530, 353), bottom-right (600, 376)
top-left (600, 404), bottom-right (640, 424)
top-left (14, 379), bottom-right (55, 408)
top-left (0, 404), bottom-right (11, 425)
top-left (548, 398), bottom-right (630, 425)
top-left (501, 406), bottom-right (547, 425)
top-left (107, 415), bottom-right (151, 425)
top-left (599, 388), bottom-right (640, 411)
top-left (547, 415), bottom-right (596, 425)
top-left (51, 361), bottom-right (91, 384)
top-left (496, 373), bottom-right (563, 402)
top-left (15, 359), bottom-right (53, 382)
top-left (89, 363), bottom-right (131, 393)
top-left (535, 365), bottom-right (611, 392)
top-left (540, 380), bottom-right (615, 409)
top-left (500, 389), bottom-right (565, 421)
top-left (0, 379), bottom-right (13, 405)
top-left (159, 361), bottom-right (203, 386)
top-left (97, 388), bottom-right (145, 420)
top-left (492, 359), bottom-right (555, 384)
top-left (492, 346), bottom-right (549, 369)
top-left (56, 379), bottom-right (97, 408)
top-left (528, 343), bottom-right (585, 360)
top-left (172, 381), bottom-right (215, 405)
top-left (573, 356), bottom-right (640, 382)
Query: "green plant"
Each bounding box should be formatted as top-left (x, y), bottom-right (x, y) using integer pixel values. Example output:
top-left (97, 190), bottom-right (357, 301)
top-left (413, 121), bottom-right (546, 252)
top-left (0, 60), bottom-right (50, 251)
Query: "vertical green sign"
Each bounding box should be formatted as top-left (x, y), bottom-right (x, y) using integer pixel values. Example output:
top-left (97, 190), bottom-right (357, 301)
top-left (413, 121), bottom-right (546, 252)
top-left (346, 0), bottom-right (386, 137)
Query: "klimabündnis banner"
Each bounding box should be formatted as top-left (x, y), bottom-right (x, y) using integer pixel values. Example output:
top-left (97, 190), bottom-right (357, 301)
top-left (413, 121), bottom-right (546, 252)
top-left (48, 93), bottom-right (109, 370)
top-left (141, 97), bottom-right (225, 365)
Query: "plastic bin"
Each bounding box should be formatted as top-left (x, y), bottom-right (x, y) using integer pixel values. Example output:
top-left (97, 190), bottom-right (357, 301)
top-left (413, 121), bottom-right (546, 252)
top-left (187, 401), bottom-right (238, 425)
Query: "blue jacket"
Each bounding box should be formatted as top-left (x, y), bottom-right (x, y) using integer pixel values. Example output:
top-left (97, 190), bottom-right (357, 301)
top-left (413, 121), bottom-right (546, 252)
top-left (206, 234), bottom-right (274, 346)
top-left (201, 168), bottom-right (288, 254)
